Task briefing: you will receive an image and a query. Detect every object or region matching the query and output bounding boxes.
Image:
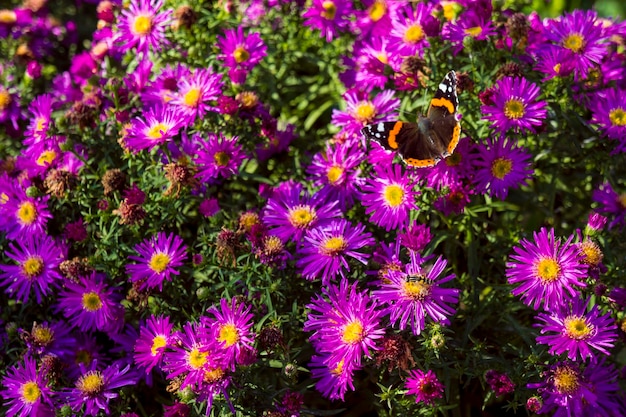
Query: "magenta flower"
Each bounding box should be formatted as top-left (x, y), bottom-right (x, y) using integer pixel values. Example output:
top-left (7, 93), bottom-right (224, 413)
top-left (194, 133), bottom-right (246, 182)
top-left (590, 88), bottom-right (626, 152)
top-left (171, 68), bottom-right (223, 124)
top-left (0, 356), bottom-right (55, 417)
top-left (592, 182), bottom-right (626, 230)
top-left (506, 228), bottom-right (587, 311)
top-left (124, 105), bottom-right (185, 152)
top-left (116, 0), bottom-right (172, 54)
top-left (134, 315), bottom-right (176, 373)
top-left (217, 27), bottom-right (267, 71)
top-left (302, 0), bottom-right (353, 42)
top-left (126, 232), bottom-right (188, 291)
top-left (405, 369), bottom-right (444, 405)
top-left (309, 353), bottom-right (359, 401)
top-left (331, 89), bottom-right (400, 137)
top-left (389, 2), bottom-right (435, 57)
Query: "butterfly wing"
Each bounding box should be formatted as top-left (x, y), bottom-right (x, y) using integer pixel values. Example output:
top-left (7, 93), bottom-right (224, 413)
top-left (425, 71), bottom-right (461, 157)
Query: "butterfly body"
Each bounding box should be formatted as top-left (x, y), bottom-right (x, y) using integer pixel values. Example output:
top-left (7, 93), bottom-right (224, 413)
top-left (361, 71), bottom-right (461, 168)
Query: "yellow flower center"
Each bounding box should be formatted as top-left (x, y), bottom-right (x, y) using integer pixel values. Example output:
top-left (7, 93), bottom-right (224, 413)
top-left (183, 88), bottom-right (200, 107)
top-left (578, 240), bottom-right (603, 266)
top-left (218, 323), bottom-right (239, 347)
top-left (376, 53), bottom-right (388, 64)
top-left (21, 381), bottom-right (41, 403)
top-left (147, 123), bottom-right (168, 140)
top-left (0, 89), bottom-right (11, 111)
top-left (321, 236), bottom-right (347, 256)
top-left (151, 335), bottom-right (167, 355)
top-left (75, 349), bottom-right (91, 365)
top-left (0, 10), bottom-right (17, 24)
top-left (619, 193), bottom-right (626, 209)
top-left (491, 157), bottom-right (513, 180)
top-left (239, 212), bottom-right (260, 231)
top-left (504, 99), bottom-right (525, 120)
top-left (465, 26), bottom-right (483, 37)
top-left (288, 205), bottom-right (317, 228)
top-left (264, 235), bottom-right (284, 253)
top-left (188, 348), bottom-right (208, 369)
top-left (331, 359), bottom-right (344, 376)
top-left (33, 325), bottom-right (54, 345)
top-left (403, 278), bottom-right (431, 301)
top-left (404, 24), bottom-right (425, 44)
top-left (17, 201), bottom-right (37, 225)
top-left (368, 1), bottom-right (386, 22)
top-left (327, 166), bottom-right (343, 185)
top-left (609, 108), bottom-right (626, 127)
top-left (552, 365), bottom-right (580, 394)
top-left (553, 63), bottom-right (562, 74)
top-left (77, 371), bottom-right (104, 395)
top-left (37, 150), bottom-right (57, 166)
top-left (1, 191), bottom-right (9, 205)
top-left (204, 366), bottom-right (225, 383)
top-left (22, 256), bottom-right (44, 278)
top-left (564, 316), bottom-right (593, 340)
top-left (321, 1), bottom-right (337, 20)
top-left (563, 33), bottom-right (584, 53)
top-left (233, 46), bottom-right (250, 64)
top-left (149, 252), bottom-right (171, 273)
top-left (445, 151), bottom-right (462, 166)
top-left (82, 291), bottom-right (103, 312)
top-left (354, 102), bottom-right (376, 123)
top-left (132, 15), bottom-right (153, 36)
top-left (35, 117), bottom-right (46, 132)
top-left (383, 184), bottom-right (404, 207)
top-left (342, 321), bottom-right (364, 344)
top-left (535, 257), bottom-right (561, 283)
top-left (237, 91), bottom-right (258, 108)
top-left (442, 2), bottom-right (457, 21)
top-left (214, 151), bottom-right (231, 167)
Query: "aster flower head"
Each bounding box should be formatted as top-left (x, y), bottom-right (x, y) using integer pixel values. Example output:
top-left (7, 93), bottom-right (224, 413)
top-left (2, 191), bottom-right (52, 240)
top-left (65, 361), bottom-right (138, 417)
top-left (116, 0), bottom-right (172, 55)
top-left (485, 370), bottom-right (515, 396)
top-left (506, 228), bottom-right (588, 311)
top-left (306, 138), bottom-right (365, 211)
top-left (262, 181), bottom-right (342, 243)
top-left (24, 93), bottom-right (54, 146)
top-left (528, 359), bottom-right (623, 417)
top-left (441, 10), bottom-right (497, 55)
top-left (203, 298), bottom-right (255, 371)
top-left (309, 354), bottom-right (359, 401)
top-left (473, 136), bottom-right (533, 200)
top-left (354, 0), bottom-right (403, 37)
top-left (305, 278), bottom-right (385, 368)
top-left (0, 356), bottom-right (55, 417)
top-left (302, 0), bottom-right (353, 42)
top-left (542, 9), bottom-right (609, 80)
top-left (354, 37), bottom-right (401, 90)
top-left (373, 253), bottom-right (459, 335)
top-left (389, 2), bottom-right (435, 58)
top-left (0, 234), bottom-right (65, 303)
top-left (142, 63), bottom-right (192, 108)
top-left (590, 88), bottom-right (626, 151)
top-left (126, 232), bottom-right (188, 292)
top-left (405, 369), bottom-right (444, 405)
top-left (171, 68), bottom-right (223, 125)
top-left (56, 272), bottom-right (125, 334)
top-left (124, 105), bottom-right (185, 152)
top-left (0, 85), bottom-right (21, 130)
top-left (592, 182), bottom-right (626, 230)
top-left (297, 219), bottom-right (375, 284)
top-left (398, 221), bottom-right (432, 254)
top-left (360, 162), bottom-right (419, 232)
top-left (193, 133), bottom-right (246, 183)
top-left (331, 89), bottom-right (400, 137)
top-left (535, 297), bottom-right (617, 361)
top-left (20, 320), bottom-right (75, 359)
top-left (481, 76), bottom-right (547, 134)
top-left (217, 27), bottom-right (267, 72)
top-left (134, 315), bottom-right (175, 373)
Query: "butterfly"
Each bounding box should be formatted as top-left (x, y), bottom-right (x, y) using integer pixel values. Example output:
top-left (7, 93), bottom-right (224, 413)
top-left (361, 70), bottom-right (461, 168)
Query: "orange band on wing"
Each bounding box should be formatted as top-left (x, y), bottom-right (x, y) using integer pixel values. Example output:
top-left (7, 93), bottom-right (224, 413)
top-left (405, 158), bottom-right (437, 168)
top-left (387, 121), bottom-right (403, 149)
top-left (446, 122), bottom-right (461, 154)
top-left (430, 97), bottom-right (455, 114)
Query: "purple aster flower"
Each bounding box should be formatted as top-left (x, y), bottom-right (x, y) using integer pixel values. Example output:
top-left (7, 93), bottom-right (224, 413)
top-left (56, 272), bottom-right (125, 334)
top-left (134, 315), bottom-right (175, 373)
top-left (171, 68), bottom-right (223, 125)
top-left (528, 359), bottom-right (624, 417)
top-left (302, 0), bottom-right (353, 42)
top-left (433, 182), bottom-right (473, 216)
top-left (373, 253), bottom-right (459, 335)
top-left (506, 228), bottom-right (587, 311)
top-left (0, 356), bottom-right (55, 417)
top-left (199, 198), bottom-right (220, 217)
top-left (354, 37), bottom-right (397, 90)
top-left (592, 182), bottom-right (626, 230)
top-left (203, 298), bottom-right (255, 371)
top-left (262, 181), bottom-right (342, 243)
top-left (305, 277), bottom-right (385, 369)
top-left (590, 88), bottom-right (626, 151)
top-left (405, 369), bottom-right (444, 405)
top-left (535, 297), bottom-right (617, 361)
top-left (217, 27), bottom-right (267, 72)
top-left (542, 10), bottom-right (609, 80)
top-left (20, 320), bottom-right (75, 359)
top-left (124, 105), bottom-right (185, 152)
top-left (24, 93), bottom-right (54, 146)
top-left (481, 76), bottom-right (547, 134)
top-left (194, 133), bottom-right (246, 183)
top-left (398, 221), bottom-right (432, 254)
top-left (142, 63), bottom-right (191, 108)
top-left (0, 85), bottom-right (21, 131)
top-left (353, 0), bottom-right (403, 37)
top-left (441, 10), bottom-right (497, 55)
top-left (309, 353), bottom-right (359, 401)
top-left (389, 2), bottom-right (435, 57)
top-left (473, 136), bottom-right (533, 200)
top-left (306, 138), bottom-right (365, 211)
top-left (0, 234), bottom-right (65, 303)
top-left (534, 47), bottom-right (575, 81)
top-left (585, 211), bottom-right (608, 235)
top-left (417, 137), bottom-right (475, 190)
top-left (331, 89), bottom-right (400, 137)
top-left (126, 232), bottom-right (187, 292)
top-left (297, 219), bottom-right (375, 284)
top-left (485, 370), bottom-right (515, 396)
top-left (115, 0), bottom-right (172, 55)
top-left (360, 162), bottom-right (419, 232)
top-left (64, 332), bottom-right (107, 380)
top-left (2, 191), bottom-right (52, 240)
top-left (65, 361), bottom-right (138, 416)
